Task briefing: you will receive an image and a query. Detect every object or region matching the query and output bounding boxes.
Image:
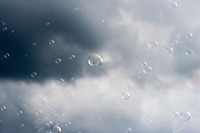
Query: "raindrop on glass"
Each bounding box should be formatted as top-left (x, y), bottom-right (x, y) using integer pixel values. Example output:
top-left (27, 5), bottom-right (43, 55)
top-left (31, 72), bottom-right (37, 78)
top-left (166, 47), bottom-right (174, 54)
top-left (4, 53), bottom-right (10, 59)
top-left (2, 27), bottom-right (8, 32)
top-left (185, 49), bottom-right (193, 55)
top-left (169, 2), bottom-right (178, 9)
top-left (88, 54), bottom-right (103, 67)
top-left (55, 58), bottom-right (62, 64)
top-left (186, 33), bottom-right (193, 39)
top-left (69, 54), bottom-right (76, 60)
top-left (49, 40), bottom-right (55, 45)
top-left (179, 112), bottom-right (191, 121)
top-left (121, 91), bottom-right (130, 100)
top-left (74, 6), bottom-right (80, 11)
top-left (147, 40), bottom-right (158, 48)
top-left (45, 22), bottom-right (51, 27)
top-left (143, 65), bottom-right (152, 73)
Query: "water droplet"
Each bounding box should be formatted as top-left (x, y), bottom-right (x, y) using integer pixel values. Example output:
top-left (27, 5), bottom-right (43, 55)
top-left (186, 33), bottom-right (193, 39)
top-left (1, 21), bottom-right (6, 26)
top-left (166, 47), bottom-right (174, 54)
top-left (74, 6), bottom-right (80, 11)
top-left (4, 53), bottom-right (10, 59)
top-left (172, 40), bottom-right (178, 45)
top-left (126, 128), bottom-right (132, 132)
top-left (17, 110), bottom-right (23, 116)
top-left (31, 72), bottom-right (37, 78)
top-left (1, 106), bottom-right (6, 111)
top-left (57, 78), bottom-right (65, 84)
top-left (19, 124), bottom-right (25, 128)
top-left (65, 121), bottom-right (72, 127)
top-left (69, 54), bottom-right (76, 60)
top-left (11, 29), bottom-right (15, 33)
top-left (121, 91), bottom-right (130, 100)
top-left (196, 98), bottom-right (200, 103)
top-left (185, 49), bottom-right (193, 55)
top-left (172, 111), bottom-right (179, 118)
top-left (99, 19), bottom-right (105, 24)
top-left (147, 40), bottom-right (158, 48)
top-left (32, 42), bottom-right (37, 46)
top-left (2, 27), bottom-right (8, 31)
top-left (45, 22), bottom-right (51, 27)
top-left (47, 125), bottom-right (62, 133)
top-left (169, 2), bottom-right (178, 9)
top-left (143, 65), bottom-right (152, 73)
top-left (55, 58), bottom-right (62, 64)
top-left (49, 40), bottom-right (55, 45)
top-left (141, 61), bottom-right (148, 67)
top-left (179, 112), bottom-right (191, 121)
top-left (88, 54), bottom-right (103, 67)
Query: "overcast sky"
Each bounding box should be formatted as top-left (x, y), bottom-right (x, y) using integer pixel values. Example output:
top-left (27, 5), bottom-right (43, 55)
top-left (1, 0), bottom-right (200, 133)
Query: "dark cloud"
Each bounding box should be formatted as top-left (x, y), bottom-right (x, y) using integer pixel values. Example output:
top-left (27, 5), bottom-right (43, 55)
top-left (0, 0), bottom-right (109, 82)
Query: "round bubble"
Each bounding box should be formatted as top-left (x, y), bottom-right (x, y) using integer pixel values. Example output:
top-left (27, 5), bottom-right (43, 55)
top-left (143, 65), bottom-right (152, 73)
top-left (179, 112), bottom-right (191, 121)
top-left (55, 58), bottom-right (62, 64)
top-left (185, 49), bottom-right (193, 55)
top-left (88, 54), bottom-right (103, 67)
top-left (147, 40), bottom-right (158, 48)
top-left (121, 92), bottom-right (130, 100)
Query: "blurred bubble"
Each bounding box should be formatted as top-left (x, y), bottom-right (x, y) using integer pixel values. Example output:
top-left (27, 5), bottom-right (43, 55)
top-left (4, 53), bottom-right (10, 59)
top-left (45, 22), bottom-right (51, 27)
top-left (57, 78), bottom-right (65, 84)
top-left (17, 110), bottom-right (23, 116)
top-left (74, 6), bottom-right (80, 11)
top-left (2, 27), bottom-right (7, 32)
top-left (49, 40), bottom-right (55, 45)
top-left (47, 125), bottom-right (62, 133)
top-left (55, 58), bottom-right (62, 64)
top-left (143, 65), bottom-right (152, 73)
top-left (11, 29), bottom-right (15, 33)
top-left (169, 2), bottom-right (178, 9)
top-left (185, 49), bottom-right (193, 55)
top-left (179, 112), bottom-right (191, 121)
top-left (99, 19), bottom-right (105, 24)
top-left (126, 128), bottom-right (132, 132)
top-left (172, 111), bottom-right (179, 118)
top-left (172, 40), bottom-right (178, 46)
top-left (186, 33), bottom-right (193, 39)
top-left (33, 42), bottom-right (37, 46)
top-left (69, 54), bottom-right (76, 60)
top-left (0, 106), bottom-right (6, 111)
top-left (121, 91), bottom-right (130, 100)
top-left (31, 72), bottom-right (38, 78)
top-left (19, 124), bottom-right (25, 128)
top-left (147, 40), bottom-right (158, 48)
top-left (88, 54), bottom-right (103, 67)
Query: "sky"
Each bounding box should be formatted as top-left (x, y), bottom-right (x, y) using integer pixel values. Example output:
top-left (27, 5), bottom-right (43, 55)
top-left (0, 0), bottom-right (200, 133)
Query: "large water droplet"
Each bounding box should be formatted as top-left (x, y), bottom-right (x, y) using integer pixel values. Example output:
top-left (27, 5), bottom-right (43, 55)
top-left (55, 58), bottom-right (62, 64)
top-left (179, 112), bottom-right (191, 121)
top-left (186, 33), bottom-right (193, 39)
top-left (147, 40), bottom-right (158, 48)
top-left (31, 72), bottom-right (37, 78)
top-left (121, 91), bottom-right (130, 100)
top-left (169, 2), bottom-right (178, 9)
top-left (88, 54), bottom-right (103, 67)
top-left (185, 49), bottom-right (193, 55)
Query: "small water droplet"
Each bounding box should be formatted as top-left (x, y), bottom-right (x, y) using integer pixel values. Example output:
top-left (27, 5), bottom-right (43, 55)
top-left (88, 54), bottom-right (103, 67)
top-left (166, 47), bottom-right (174, 54)
top-left (121, 91), bottom-right (130, 100)
top-left (47, 125), bottom-right (62, 133)
top-left (185, 49), bottom-right (193, 55)
top-left (11, 29), bottom-right (15, 33)
top-left (2, 27), bottom-right (8, 32)
top-left (169, 2), bottom-right (178, 9)
top-left (19, 124), bottom-right (25, 128)
top-left (179, 112), bottom-right (191, 121)
top-left (172, 40), bottom-right (178, 46)
top-left (74, 6), bottom-right (80, 11)
top-left (1, 106), bottom-right (6, 111)
top-left (99, 19), bottom-right (105, 24)
top-left (172, 111), bottom-right (179, 118)
top-left (1, 21), bottom-right (6, 26)
top-left (17, 110), bottom-right (23, 116)
top-left (32, 42), bottom-right (37, 46)
top-left (4, 53), bottom-right (10, 59)
top-left (31, 72), bottom-right (37, 78)
top-left (186, 33), bottom-right (193, 39)
top-left (57, 78), bottom-right (65, 84)
top-left (49, 40), bottom-right (55, 45)
top-left (65, 121), bottom-right (72, 127)
top-left (126, 128), bottom-right (132, 132)
top-left (55, 58), bottom-right (62, 64)
top-left (45, 22), bottom-right (51, 27)
top-left (143, 65), bottom-right (152, 73)
top-left (147, 40), bottom-right (158, 48)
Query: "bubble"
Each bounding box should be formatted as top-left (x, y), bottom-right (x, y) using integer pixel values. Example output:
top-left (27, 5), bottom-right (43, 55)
top-left (121, 91), bottom-right (130, 100)
top-left (2, 27), bottom-right (8, 32)
top-left (99, 19), bottom-right (105, 24)
top-left (147, 40), bottom-right (158, 48)
top-left (169, 2), bottom-right (178, 9)
top-left (65, 121), bottom-right (72, 127)
top-left (47, 125), bottom-right (62, 133)
top-left (4, 53), bottom-right (10, 59)
top-left (143, 65), bottom-right (152, 73)
top-left (19, 124), bottom-right (25, 128)
top-left (141, 61), bottom-right (148, 67)
top-left (11, 30), bottom-right (15, 33)
top-left (172, 111), bottom-right (180, 118)
top-left (74, 6), bottom-right (80, 11)
top-left (1, 21), bottom-right (6, 26)
top-left (69, 54), bottom-right (76, 60)
top-left (179, 112), bottom-right (191, 121)
top-left (88, 54), bottom-right (103, 67)
top-left (45, 22), bottom-right (51, 27)
top-left (172, 40), bottom-right (178, 45)
top-left (185, 49), bottom-right (193, 55)
top-left (49, 40), bottom-right (55, 45)
top-left (31, 72), bottom-right (37, 78)
top-left (17, 110), bottom-right (23, 116)
top-left (186, 33), bottom-right (193, 39)
top-left (166, 47), bottom-right (174, 54)
top-left (0, 106), bottom-right (6, 111)
top-left (55, 58), bottom-right (62, 64)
